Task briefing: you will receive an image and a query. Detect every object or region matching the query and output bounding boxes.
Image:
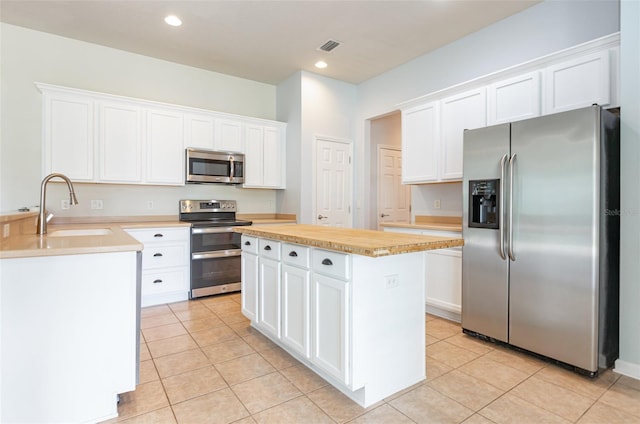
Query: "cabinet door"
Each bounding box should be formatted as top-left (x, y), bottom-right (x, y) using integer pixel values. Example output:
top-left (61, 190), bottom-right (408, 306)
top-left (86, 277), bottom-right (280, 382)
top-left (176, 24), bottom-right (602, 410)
top-left (263, 126), bottom-right (285, 188)
top-left (42, 93), bottom-right (95, 181)
top-left (441, 88), bottom-right (486, 181)
top-left (215, 119), bottom-right (244, 153)
top-left (281, 264), bottom-right (311, 358)
top-left (425, 248), bottom-right (462, 315)
top-left (241, 252), bottom-right (259, 322)
top-left (146, 108), bottom-right (184, 185)
top-left (243, 124), bottom-right (264, 187)
top-left (312, 273), bottom-right (349, 385)
top-left (401, 102), bottom-right (439, 183)
top-left (487, 71), bottom-right (541, 125)
top-left (98, 101), bottom-right (143, 183)
top-left (543, 51), bottom-right (610, 114)
top-left (184, 113), bottom-right (215, 150)
top-left (258, 257), bottom-right (281, 339)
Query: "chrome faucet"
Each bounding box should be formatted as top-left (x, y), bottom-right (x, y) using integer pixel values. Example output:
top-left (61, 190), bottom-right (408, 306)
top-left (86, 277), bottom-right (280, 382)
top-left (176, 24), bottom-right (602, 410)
top-left (37, 173), bottom-right (78, 235)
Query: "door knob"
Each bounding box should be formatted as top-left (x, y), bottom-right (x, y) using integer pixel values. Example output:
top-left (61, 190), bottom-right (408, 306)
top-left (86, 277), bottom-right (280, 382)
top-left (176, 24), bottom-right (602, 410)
top-left (318, 214), bottom-right (327, 220)
top-left (380, 213), bottom-right (390, 218)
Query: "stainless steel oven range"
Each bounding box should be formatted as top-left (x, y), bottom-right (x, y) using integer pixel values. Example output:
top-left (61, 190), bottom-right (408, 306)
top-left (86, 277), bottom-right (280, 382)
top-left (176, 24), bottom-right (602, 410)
top-left (179, 199), bottom-right (252, 298)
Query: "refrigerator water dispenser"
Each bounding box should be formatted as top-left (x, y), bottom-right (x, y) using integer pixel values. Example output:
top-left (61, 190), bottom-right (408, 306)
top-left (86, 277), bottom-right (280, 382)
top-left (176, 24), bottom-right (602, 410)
top-left (469, 179), bottom-right (499, 229)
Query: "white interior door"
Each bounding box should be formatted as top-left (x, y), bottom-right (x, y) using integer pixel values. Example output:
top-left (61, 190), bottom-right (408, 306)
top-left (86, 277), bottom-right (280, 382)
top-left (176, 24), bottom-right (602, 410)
top-left (315, 138), bottom-right (353, 227)
top-left (377, 147), bottom-right (411, 229)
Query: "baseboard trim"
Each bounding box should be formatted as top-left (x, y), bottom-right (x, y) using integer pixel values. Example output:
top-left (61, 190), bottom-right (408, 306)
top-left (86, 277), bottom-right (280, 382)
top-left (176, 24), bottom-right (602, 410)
top-left (614, 359), bottom-right (640, 381)
top-left (425, 304), bottom-right (461, 323)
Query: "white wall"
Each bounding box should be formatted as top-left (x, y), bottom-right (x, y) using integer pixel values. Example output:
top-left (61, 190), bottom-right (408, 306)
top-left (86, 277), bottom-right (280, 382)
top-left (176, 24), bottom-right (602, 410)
top-left (616, 0), bottom-right (640, 380)
top-left (355, 0), bottom-right (620, 228)
top-left (277, 71), bottom-right (357, 224)
top-left (0, 23), bottom-right (278, 216)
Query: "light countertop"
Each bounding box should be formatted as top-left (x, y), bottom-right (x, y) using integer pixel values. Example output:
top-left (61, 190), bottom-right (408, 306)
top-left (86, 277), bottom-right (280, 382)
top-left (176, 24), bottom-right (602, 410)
top-left (234, 224), bottom-right (463, 257)
top-left (380, 215), bottom-right (462, 232)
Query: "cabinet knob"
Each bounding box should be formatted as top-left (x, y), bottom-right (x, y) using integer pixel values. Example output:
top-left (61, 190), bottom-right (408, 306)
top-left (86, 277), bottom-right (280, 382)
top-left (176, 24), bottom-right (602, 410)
top-left (244, 241), bottom-right (251, 246)
top-left (322, 258), bottom-right (333, 266)
top-left (264, 245), bottom-right (272, 251)
top-left (154, 233), bottom-right (164, 238)
top-left (153, 279), bottom-right (163, 284)
top-left (153, 253), bottom-right (163, 257)
top-left (289, 251), bottom-right (298, 257)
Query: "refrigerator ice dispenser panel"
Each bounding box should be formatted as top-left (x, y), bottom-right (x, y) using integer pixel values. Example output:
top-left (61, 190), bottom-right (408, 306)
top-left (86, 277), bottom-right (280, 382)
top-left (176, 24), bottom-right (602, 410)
top-left (469, 179), bottom-right (500, 229)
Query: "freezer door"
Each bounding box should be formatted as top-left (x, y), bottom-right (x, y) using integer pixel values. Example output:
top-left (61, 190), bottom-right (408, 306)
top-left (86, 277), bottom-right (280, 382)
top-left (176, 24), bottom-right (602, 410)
top-left (509, 106), bottom-right (600, 372)
top-left (462, 123), bottom-right (510, 342)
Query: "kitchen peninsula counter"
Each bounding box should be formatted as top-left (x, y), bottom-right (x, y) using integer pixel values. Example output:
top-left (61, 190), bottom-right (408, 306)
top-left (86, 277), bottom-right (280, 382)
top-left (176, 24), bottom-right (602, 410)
top-left (237, 224), bottom-right (464, 408)
top-left (234, 224), bottom-right (463, 257)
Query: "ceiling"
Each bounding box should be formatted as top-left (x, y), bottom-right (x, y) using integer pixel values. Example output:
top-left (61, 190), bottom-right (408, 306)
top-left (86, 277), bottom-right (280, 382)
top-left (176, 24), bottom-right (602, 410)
top-left (0, 0), bottom-right (540, 85)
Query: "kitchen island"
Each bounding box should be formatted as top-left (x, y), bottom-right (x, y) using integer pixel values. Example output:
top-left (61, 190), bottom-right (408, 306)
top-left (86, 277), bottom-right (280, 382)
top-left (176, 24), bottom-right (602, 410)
top-left (234, 224), bottom-right (463, 407)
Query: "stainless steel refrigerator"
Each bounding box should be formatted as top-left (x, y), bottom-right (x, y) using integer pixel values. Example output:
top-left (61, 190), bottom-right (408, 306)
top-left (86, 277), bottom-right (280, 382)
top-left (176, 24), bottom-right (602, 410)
top-left (461, 105), bottom-right (619, 375)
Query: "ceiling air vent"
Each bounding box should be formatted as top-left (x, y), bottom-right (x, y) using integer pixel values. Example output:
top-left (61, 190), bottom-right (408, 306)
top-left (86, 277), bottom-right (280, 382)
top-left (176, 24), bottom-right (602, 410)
top-left (317, 39), bottom-right (341, 53)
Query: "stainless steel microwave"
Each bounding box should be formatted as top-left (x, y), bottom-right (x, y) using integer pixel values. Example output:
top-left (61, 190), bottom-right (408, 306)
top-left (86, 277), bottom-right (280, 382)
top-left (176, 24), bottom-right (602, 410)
top-left (185, 148), bottom-right (245, 184)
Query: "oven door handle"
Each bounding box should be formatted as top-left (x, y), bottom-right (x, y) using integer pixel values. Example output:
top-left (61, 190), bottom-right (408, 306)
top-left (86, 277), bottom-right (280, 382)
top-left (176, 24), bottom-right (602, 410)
top-left (192, 249), bottom-right (242, 260)
top-left (192, 227), bottom-right (236, 234)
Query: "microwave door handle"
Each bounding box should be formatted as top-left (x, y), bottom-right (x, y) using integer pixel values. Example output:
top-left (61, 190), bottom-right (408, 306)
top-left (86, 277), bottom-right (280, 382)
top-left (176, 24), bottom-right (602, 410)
top-left (229, 156), bottom-right (234, 180)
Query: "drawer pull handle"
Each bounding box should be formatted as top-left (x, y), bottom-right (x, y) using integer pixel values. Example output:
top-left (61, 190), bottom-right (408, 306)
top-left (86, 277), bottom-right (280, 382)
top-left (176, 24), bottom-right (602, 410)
top-left (153, 279), bottom-right (163, 284)
top-left (264, 245), bottom-right (272, 251)
top-left (322, 258), bottom-right (333, 266)
top-left (289, 251), bottom-right (298, 257)
top-left (153, 253), bottom-right (163, 257)
top-left (244, 241), bottom-right (251, 246)
top-left (154, 233), bottom-right (164, 238)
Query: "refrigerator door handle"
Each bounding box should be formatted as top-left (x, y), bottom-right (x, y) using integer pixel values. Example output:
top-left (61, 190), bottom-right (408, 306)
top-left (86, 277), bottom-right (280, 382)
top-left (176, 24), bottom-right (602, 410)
top-left (508, 153), bottom-right (517, 261)
top-left (499, 153), bottom-right (508, 260)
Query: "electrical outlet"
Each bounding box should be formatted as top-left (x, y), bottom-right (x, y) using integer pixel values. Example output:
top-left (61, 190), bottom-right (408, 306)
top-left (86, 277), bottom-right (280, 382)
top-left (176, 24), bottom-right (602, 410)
top-left (147, 201), bottom-right (154, 210)
top-left (3, 224), bottom-right (10, 238)
top-left (91, 200), bottom-right (103, 210)
top-left (433, 199), bottom-right (441, 209)
top-left (61, 199), bottom-right (70, 210)
top-left (385, 274), bottom-right (399, 289)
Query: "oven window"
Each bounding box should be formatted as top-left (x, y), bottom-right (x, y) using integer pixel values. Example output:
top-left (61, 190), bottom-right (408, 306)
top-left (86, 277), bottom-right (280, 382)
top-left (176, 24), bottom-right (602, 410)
top-left (192, 231), bottom-right (241, 252)
top-left (191, 255), bottom-right (241, 290)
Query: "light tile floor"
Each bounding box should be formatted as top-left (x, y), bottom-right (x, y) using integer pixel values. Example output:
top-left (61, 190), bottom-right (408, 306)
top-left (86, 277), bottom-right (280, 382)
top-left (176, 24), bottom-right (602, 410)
top-left (103, 293), bottom-right (640, 424)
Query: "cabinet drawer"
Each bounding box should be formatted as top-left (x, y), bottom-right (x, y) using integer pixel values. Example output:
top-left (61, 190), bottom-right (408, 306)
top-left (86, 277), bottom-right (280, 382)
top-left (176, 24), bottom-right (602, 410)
top-left (142, 269), bottom-right (188, 295)
top-left (242, 235), bottom-right (258, 254)
top-left (282, 243), bottom-right (310, 268)
top-left (142, 243), bottom-right (188, 269)
top-left (125, 227), bottom-right (189, 244)
top-left (312, 249), bottom-right (350, 280)
top-left (258, 238), bottom-right (281, 260)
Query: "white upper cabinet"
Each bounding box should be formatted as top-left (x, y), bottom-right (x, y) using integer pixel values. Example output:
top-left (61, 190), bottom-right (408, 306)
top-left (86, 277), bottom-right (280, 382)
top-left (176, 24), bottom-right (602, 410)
top-left (440, 87), bottom-right (486, 181)
top-left (146, 108), bottom-right (184, 185)
top-left (487, 71), bottom-right (541, 125)
top-left (215, 119), bottom-right (244, 153)
top-left (401, 102), bottom-right (439, 184)
top-left (244, 124), bottom-right (286, 189)
top-left (184, 113), bottom-right (216, 150)
top-left (42, 92), bottom-right (94, 181)
top-left (98, 101), bottom-right (143, 183)
top-left (38, 83), bottom-right (286, 187)
top-left (543, 51), bottom-right (610, 114)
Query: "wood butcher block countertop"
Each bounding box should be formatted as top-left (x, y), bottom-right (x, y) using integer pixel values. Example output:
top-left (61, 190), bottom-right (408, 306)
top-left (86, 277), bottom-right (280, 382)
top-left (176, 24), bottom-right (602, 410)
top-left (235, 224), bottom-right (463, 257)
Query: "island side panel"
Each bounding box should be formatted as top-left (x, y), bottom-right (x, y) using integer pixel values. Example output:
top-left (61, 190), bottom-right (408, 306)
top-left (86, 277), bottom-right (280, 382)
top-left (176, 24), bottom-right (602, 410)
top-left (351, 251), bottom-right (426, 404)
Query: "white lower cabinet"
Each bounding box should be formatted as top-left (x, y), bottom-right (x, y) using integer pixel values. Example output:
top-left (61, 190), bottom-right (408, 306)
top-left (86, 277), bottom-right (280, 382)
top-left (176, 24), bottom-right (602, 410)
top-left (281, 243), bottom-right (311, 358)
top-left (241, 236), bottom-right (259, 322)
top-left (256, 238), bottom-right (282, 339)
top-left (125, 226), bottom-right (190, 307)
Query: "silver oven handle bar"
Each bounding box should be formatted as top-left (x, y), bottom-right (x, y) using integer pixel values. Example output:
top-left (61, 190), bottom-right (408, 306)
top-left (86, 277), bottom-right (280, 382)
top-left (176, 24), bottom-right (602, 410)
top-left (192, 227), bottom-right (237, 234)
top-left (192, 249), bottom-right (242, 260)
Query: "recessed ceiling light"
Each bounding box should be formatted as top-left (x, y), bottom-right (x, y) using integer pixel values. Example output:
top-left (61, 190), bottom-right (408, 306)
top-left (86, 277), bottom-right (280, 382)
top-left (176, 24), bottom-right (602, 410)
top-left (315, 61), bottom-right (328, 69)
top-left (164, 15), bottom-right (182, 27)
